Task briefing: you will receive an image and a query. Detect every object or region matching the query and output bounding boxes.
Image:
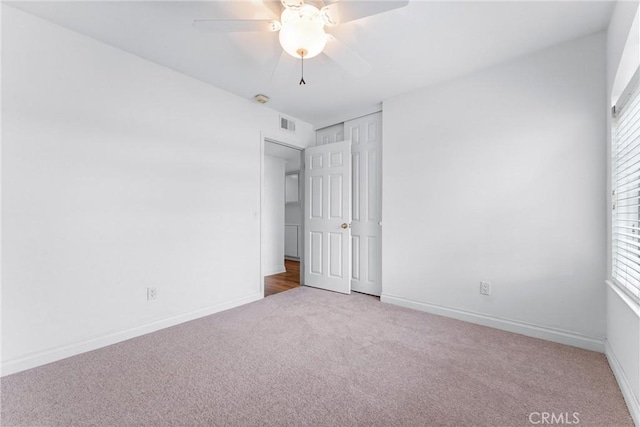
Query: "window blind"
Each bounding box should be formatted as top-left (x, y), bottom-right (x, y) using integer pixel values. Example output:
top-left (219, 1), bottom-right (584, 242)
top-left (612, 73), bottom-right (640, 302)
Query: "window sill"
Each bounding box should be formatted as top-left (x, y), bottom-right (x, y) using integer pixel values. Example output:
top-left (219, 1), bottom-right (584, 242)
top-left (606, 280), bottom-right (640, 318)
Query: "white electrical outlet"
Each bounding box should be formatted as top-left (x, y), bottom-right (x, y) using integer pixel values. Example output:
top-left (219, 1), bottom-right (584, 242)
top-left (480, 281), bottom-right (491, 296)
top-left (147, 287), bottom-right (157, 300)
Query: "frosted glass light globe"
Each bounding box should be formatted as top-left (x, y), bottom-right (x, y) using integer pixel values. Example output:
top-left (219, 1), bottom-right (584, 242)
top-left (278, 16), bottom-right (327, 59)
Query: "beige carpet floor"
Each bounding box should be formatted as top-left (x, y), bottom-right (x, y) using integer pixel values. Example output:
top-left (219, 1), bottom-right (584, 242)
top-left (1, 286), bottom-right (634, 426)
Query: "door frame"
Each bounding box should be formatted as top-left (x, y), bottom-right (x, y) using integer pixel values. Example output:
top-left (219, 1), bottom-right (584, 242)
top-left (260, 135), bottom-right (305, 297)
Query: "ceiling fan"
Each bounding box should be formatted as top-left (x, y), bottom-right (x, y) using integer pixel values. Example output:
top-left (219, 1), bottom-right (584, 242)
top-left (193, 0), bottom-right (409, 83)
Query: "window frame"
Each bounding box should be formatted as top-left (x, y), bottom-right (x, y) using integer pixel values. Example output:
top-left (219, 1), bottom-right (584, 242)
top-left (611, 69), bottom-right (640, 305)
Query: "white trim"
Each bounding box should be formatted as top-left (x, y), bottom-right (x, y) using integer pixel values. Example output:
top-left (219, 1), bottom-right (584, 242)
top-left (261, 136), bottom-right (306, 292)
top-left (606, 340), bottom-right (640, 427)
top-left (264, 265), bottom-right (286, 276)
top-left (1, 292), bottom-right (263, 377)
top-left (380, 294), bottom-right (605, 352)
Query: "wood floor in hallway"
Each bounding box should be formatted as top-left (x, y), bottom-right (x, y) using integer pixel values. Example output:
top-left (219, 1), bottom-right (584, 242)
top-left (265, 259), bottom-right (300, 297)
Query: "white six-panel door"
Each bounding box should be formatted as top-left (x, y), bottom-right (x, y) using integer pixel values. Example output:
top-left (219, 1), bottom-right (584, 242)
top-left (304, 141), bottom-right (352, 294)
top-left (345, 113), bottom-right (382, 296)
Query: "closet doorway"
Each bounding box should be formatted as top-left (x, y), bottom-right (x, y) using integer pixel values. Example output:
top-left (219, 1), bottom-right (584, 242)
top-left (263, 139), bottom-right (304, 297)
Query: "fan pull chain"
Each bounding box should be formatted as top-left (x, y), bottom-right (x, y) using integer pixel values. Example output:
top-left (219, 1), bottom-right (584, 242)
top-left (298, 49), bottom-right (306, 85)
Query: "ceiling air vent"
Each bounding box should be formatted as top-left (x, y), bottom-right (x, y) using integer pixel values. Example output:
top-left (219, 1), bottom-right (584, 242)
top-left (280, 116), bottom-right (296, 133)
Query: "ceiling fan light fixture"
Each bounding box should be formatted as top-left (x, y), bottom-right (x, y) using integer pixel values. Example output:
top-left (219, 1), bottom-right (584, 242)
top-left (281, 0), bottom-right (303, 9)
top-left (268, 20), bottom-right (282, 32)
top-left (320, 7), bottom-right (337, 26)
top-left (278, 5), bottom-right (326, 59)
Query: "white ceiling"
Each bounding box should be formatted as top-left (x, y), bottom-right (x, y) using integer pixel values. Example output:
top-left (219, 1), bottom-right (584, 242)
top-left (7, 0), bottom-right (614, 127)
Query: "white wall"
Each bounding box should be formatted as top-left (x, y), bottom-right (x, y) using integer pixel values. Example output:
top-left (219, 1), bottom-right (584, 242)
top-left (381, 32), bottom-right (607, 351)
top-left (285, 202), bottom-right (302, 225)
top-left (608, 2), bottom-right (640, 105)
top-left (1, 5), bottom-right (313, 375)
top-left (263, 156), bottom-right (286, 275)
top-left (606, 2), bottom-right (640, 425)
top-left (606, 285), bottom-right (640, 426)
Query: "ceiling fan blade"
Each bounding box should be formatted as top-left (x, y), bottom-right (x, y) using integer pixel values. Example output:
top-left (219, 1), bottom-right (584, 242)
top-left (193, 20), bottom-right (279, 33)
top-left (321, 0), bottom-right (409, 25)
top-left (207, 1), bottom-right (279, 20)
top-left (323, 35), bottom-right (372, 77)
top-left (270, 50), bottom-right (298, 83)
top-left (261, 0), bottom-right (284, 17)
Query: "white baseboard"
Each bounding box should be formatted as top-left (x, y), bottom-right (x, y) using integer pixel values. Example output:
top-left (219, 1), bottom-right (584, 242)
top-left (380, 294), bottom-right (605, 352)
top-left (264, 265), bottom-right (286, 276)
top-left (1, 292), bottom-right (263, 377)
top-left (606, 340), bottom-right (640, 427)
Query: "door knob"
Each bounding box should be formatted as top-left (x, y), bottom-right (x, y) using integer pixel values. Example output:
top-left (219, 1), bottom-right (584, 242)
top-left (341, 223), bottom-right (349, 229)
